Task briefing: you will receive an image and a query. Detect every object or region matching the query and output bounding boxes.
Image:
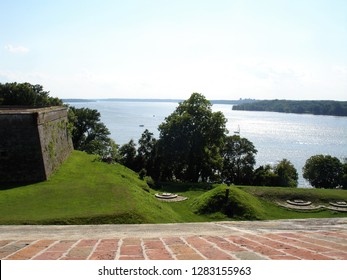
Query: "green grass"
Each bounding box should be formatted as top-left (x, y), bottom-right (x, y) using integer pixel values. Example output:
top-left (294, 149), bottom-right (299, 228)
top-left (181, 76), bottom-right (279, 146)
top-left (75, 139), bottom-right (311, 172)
top-left (239, 185), bottom-right (347, 219)
top-left (1, 151), bottom-right (346, 224)
top-left (191, 185), bottom-right (266, 220)
top-left (0, 151), bottom-right (184, 224)
top-left (240, 185), bottom-right (347, 204)
top-left (154, 182), bottom-right (217, 222)
top-left (189, 184), bottom-right (347, 220)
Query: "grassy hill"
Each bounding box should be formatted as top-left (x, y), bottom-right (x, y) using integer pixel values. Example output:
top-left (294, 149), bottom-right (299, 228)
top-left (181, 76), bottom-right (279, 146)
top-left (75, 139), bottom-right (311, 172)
top-left (0, 151), bottom-right (188, 224)
top-left (0, 151), bottom-right (346, 224)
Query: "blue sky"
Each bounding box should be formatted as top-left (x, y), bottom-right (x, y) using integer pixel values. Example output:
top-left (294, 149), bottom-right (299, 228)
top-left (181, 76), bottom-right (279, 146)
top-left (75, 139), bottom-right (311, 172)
top-left (1, 0), bottom-right (346, 100)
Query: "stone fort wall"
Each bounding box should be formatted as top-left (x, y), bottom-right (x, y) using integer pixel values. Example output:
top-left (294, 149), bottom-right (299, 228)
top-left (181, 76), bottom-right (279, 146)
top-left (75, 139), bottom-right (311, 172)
top-left (0, 107), bottom-right (73, 184)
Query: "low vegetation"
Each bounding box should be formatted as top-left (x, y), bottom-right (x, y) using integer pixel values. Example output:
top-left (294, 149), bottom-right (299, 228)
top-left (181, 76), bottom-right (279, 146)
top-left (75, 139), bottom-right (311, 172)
top-left (0, 151), bottom-right (346, 225)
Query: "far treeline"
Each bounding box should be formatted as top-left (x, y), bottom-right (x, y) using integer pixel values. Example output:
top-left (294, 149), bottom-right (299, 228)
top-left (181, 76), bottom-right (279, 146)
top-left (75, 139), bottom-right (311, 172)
top-left (1, 82), bottom-right (346, 189)
top-left (233, 99), bottom-right (347, 117)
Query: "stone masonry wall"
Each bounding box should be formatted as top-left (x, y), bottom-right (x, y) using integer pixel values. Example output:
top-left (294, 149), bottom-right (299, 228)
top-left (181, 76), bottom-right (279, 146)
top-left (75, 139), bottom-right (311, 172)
top-left (37, 107), bottom-right (73, 179)
top-left (0, 107), bottom-right (73, 184)
top-left (0, 113), bottom-right (46, 183)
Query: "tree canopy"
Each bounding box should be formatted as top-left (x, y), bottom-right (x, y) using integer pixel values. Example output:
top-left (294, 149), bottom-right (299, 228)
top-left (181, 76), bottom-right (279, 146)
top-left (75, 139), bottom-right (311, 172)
top-left (157, 93), bottom-right (227, 182)
top-left (342, 160), bottom-right (347, 190)
top-left (136, 129), bottom-right (158, 176)
top-left (68, 106), bottom-right (117, 160)
top-left (221, 135), bottom-right (257, 185)
top-left (303, 155), bottom-right (343, 188)
top-left (118, 139), bottom-right (138, 170)
top-left (0, 82), bottom-right (63, 107)
top-left (274, 159), bottom-right (298, 187)
top-left (253, 159), bottom-right (298, 187)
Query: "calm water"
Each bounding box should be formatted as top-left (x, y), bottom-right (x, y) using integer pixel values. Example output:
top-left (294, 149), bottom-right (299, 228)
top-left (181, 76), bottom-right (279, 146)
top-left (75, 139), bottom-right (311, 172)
top-left (69, 101), bottom-right (347, 187)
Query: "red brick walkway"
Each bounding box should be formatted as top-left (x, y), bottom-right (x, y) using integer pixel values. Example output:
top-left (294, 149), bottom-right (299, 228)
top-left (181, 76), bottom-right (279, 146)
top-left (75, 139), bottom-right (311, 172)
top-left (1, 219), bottom-right (347, 260)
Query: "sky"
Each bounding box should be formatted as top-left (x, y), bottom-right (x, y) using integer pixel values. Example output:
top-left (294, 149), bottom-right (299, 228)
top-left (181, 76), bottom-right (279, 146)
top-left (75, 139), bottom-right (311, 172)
top-left (1, 0), bottom-right (346, 100)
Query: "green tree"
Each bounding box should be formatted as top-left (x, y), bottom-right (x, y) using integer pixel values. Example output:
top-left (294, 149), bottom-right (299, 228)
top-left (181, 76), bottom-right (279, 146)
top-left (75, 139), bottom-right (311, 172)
top-left (253, 164), bottom-right (278, 186)
top-left (341, 159), bottom-right (347, 190)
top-left (221, 135), bottom-right (257, 185)
top-left (97, 138), bottom-right (119, 163)
top-left (136, 129), bottom-right (157, 176)
top-left (274, 159), bottom-right (298, 187)
top-left (118, 139), bottom-right (138, 170)
top-left (253, 159), bottom-right (298, 187)
top-left (0, 82), bottom-right (62, 106)
top-left (68, 106), bottom-right (117, 159)
top-left (157, 93), bottom-right (227, 182)
top-left (303, 155), bottom-right (343, 189)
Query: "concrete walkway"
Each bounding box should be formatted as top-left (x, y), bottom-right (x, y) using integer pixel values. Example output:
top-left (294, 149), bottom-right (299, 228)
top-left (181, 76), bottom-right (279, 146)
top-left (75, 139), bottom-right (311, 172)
top-left (1, 218), bottom-right (347, 260)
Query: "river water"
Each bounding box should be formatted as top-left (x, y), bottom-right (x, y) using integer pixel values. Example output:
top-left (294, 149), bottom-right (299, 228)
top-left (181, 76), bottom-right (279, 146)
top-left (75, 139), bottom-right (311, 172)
top-left (69, 101), bottom-right (347, 187)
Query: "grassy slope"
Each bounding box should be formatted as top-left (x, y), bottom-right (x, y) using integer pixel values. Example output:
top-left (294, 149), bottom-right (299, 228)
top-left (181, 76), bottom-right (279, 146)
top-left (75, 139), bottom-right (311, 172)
top-left (0, 151), bottom-right (187, 224)
top-left (1, 151), bottom-right (346, 225)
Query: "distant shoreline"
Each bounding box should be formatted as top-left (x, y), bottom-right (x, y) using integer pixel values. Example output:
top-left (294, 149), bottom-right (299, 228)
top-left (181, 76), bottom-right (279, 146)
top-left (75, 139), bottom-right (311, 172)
top-left (62, 98), bottom-right (256, 105)
top-left (233, 99), bottom-right (347, 117)
top-left (63, 98), bottom-right (347, 117)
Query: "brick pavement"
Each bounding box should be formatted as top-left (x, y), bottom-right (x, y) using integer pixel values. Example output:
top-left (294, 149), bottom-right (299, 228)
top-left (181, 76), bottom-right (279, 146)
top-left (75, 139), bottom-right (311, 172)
top-left (1, 218), bottom-right (347, 260)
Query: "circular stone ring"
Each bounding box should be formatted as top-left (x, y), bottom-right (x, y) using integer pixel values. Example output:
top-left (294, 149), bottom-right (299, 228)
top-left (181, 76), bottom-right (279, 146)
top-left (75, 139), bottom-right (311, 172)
top-left (155, 193), bottom-right (178, 199)
top-left (286, 199), bottom-right (312, 206)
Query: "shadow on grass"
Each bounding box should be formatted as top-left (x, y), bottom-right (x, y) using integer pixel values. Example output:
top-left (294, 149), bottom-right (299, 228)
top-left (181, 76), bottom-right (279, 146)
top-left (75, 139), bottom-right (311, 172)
top-left (0, 180), bottom-right (41, 191)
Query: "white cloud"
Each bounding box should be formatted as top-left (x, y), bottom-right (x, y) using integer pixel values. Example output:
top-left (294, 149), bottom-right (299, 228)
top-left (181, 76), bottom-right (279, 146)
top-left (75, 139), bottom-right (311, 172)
top-left (4, 44), bottom-right (30, 54)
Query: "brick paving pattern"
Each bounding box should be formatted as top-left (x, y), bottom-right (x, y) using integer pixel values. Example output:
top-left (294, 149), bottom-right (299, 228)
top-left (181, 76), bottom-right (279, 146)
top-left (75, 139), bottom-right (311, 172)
top-left (1, 224), bottom-right (347, 260)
